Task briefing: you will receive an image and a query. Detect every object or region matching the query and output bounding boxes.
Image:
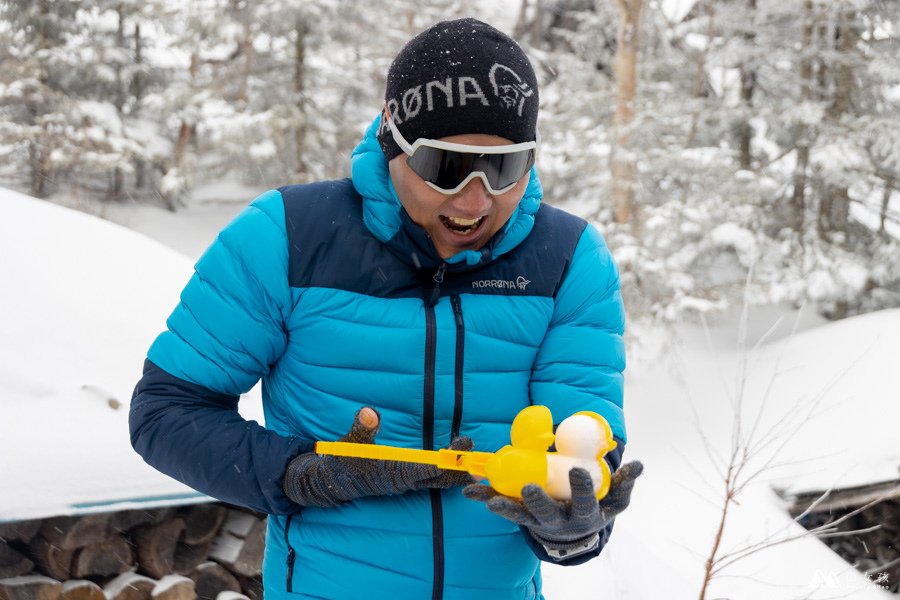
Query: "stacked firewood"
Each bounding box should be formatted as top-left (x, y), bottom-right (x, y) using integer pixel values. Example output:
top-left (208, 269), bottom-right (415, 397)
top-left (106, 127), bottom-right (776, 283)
top-left (0, 504), bottom-right (266, 600)
top-left (794, 493), bottom-right (900, 594)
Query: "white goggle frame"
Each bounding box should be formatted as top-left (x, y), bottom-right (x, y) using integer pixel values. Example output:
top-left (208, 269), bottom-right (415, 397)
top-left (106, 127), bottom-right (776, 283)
top-left (386, 113), bottom-right (539, 196)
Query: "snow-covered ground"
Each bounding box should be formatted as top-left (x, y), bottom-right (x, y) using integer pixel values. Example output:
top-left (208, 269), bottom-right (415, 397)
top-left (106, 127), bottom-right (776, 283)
top-left (2, 184), bottom-right (896, 598)
top-left (0, 186), bottom-right (265, 519)
top-left (598, 306), bottom-right (899, 599)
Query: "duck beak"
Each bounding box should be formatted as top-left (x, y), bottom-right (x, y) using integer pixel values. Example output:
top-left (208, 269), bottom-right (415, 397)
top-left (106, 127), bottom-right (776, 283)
top-left (538, 431), bottom-right (555, 448)
top-left (603, 438), bottom-right (618, 453)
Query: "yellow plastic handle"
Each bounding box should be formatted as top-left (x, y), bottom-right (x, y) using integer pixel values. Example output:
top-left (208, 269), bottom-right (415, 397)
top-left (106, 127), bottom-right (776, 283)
top-left (314, 442), bottom-right (492, 479)
top-left (314, 406), bottom-right (617, 501)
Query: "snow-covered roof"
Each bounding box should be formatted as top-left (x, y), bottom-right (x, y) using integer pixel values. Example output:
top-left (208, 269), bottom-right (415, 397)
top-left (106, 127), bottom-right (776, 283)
top-left (754, 309), bottom-right (900, 494)
top-left (620, 306), bottom-right (899, 599)
top-left (0, 187), bottom-right (264, 522)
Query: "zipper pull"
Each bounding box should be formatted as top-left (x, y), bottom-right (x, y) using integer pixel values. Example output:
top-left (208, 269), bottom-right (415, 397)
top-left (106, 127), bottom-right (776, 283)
top-left (286, 547), bottom-right (296, 591)
top-left (429, 263), bottom-right (447, 306)
top-left (451, 295), bottom-right (463, 326)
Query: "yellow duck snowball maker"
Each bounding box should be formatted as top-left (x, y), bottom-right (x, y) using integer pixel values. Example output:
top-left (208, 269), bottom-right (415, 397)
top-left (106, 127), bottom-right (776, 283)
top-left (485, 406), bottom-right (616, 500)
top-left (315, 405), bottom-right (617, 501)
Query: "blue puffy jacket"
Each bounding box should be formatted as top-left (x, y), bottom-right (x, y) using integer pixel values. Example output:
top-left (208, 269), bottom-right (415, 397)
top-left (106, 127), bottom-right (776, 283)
top-left (130, 116), bottom-right (626, 600)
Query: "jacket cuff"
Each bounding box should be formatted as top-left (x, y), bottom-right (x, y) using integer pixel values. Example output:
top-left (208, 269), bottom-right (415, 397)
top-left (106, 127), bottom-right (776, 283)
top-left (531, 530), bottom-right (600, 560)
top-left (521, 520), bottom-right (614, 566)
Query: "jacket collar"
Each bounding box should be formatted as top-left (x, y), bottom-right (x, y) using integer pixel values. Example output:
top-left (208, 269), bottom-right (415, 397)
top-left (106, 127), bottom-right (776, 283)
top-left (350, 115), bottom-right (542, 271)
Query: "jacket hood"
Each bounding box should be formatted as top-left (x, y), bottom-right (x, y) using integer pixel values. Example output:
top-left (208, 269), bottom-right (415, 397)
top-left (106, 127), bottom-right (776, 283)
top-left (350, 114), bottom-right (542, 270)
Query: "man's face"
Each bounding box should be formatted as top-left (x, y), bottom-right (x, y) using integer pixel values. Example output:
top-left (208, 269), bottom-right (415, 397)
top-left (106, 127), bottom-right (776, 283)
top-left (388, 133), bottom-right (530, 260)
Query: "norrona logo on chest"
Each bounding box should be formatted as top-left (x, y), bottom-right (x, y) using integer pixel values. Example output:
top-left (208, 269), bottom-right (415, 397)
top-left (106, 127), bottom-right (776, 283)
top-left (472, 276), bottom-right (531, 291)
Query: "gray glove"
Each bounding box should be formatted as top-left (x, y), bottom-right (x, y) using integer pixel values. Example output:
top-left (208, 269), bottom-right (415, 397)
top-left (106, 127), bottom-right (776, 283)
top-left (284, 407), bottom-right (475, 508)
top-left (463, 461), bottom-right (643, 559)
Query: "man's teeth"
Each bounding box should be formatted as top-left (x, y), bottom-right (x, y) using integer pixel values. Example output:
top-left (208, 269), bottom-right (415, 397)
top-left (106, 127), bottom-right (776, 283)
top-left (447, 216), bottom-right (482, 227)
top-left (441, 215), bottom-right (485, 235)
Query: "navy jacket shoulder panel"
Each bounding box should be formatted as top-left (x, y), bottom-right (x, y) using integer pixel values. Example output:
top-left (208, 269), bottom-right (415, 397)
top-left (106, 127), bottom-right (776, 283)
top-left (280, 180), bottom-right (588, 301)
top-left (279, 179), bottom-right (424, 298)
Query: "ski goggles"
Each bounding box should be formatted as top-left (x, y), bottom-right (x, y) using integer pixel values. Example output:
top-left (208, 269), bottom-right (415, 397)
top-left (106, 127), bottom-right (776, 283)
top-left (386, 111), bottom-right (538, 196)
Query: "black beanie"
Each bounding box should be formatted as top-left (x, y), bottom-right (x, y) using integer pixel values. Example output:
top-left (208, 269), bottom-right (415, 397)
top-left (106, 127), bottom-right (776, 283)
top-left (377, 18), bottom-right (539, 161)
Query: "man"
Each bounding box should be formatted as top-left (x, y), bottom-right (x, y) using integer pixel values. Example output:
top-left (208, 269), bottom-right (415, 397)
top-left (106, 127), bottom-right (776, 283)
top-left (130, 18), bottom-right (641, 600)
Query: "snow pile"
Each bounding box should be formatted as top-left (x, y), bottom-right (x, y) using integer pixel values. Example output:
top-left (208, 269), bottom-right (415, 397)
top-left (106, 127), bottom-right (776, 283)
top-left (753, 309), bottom-right (900, 492)
top-left (0, 186), bottom-right (264, 521)
top-left (608, 307), bottom-right (899, 599)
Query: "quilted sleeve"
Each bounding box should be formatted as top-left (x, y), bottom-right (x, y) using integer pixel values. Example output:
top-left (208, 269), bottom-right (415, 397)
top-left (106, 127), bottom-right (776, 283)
top-left (526, 223), bottom-right (627, 565)
top-left (130, 189), bottom-right (309, 515)
top-left (530, 223), bottom-right (626, 444)
top-left (147, 189), bottom-right (291, 394)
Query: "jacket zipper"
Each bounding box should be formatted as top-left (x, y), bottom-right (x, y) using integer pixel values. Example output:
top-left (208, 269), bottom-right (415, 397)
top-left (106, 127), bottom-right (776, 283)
top-left (424, 265), bottom-right (441, 448)
top-left (284, 514), bottom-right (296, 592)
top-left (450, 295), bottom-right (465, 439)
top-left (437, 294), bottom-right (465, 600)
top-left (425, 264), bottom-right (444, 600)
top-left (429, 263), bottom-right (446, 306)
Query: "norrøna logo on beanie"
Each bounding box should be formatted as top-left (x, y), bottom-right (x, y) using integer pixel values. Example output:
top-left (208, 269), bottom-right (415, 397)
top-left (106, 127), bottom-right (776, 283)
top-left (489, 64), bottom-right (534, 117)
top-left (379, 63), bottom-right (534, 133)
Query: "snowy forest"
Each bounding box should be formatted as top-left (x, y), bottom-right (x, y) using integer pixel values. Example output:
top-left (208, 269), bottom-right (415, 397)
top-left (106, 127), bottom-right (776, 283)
top-left (0, 0), bottom-right (898, 322)
top-left (2, 3), bottom-right (900, 598)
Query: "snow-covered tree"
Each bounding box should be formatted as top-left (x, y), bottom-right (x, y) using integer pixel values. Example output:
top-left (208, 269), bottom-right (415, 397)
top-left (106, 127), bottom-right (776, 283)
top-left (524, 0), bottom-right (899, 321)
top-left (0, 0), bottom-right (168, 200)
top-left (0, 0), bottom-right (896, 319)
top-left (0, 0), bottom-right (85, 198)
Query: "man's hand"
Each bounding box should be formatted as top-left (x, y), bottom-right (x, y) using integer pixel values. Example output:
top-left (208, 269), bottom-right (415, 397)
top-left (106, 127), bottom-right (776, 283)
top-left (283, 407), bottom-right (475, 507)
top-left (463, 461), bottom-right (643, 559)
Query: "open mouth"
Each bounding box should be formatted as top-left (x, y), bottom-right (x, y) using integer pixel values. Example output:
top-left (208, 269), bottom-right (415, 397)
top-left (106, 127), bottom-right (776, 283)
top-left (439, 215), bottom-right (486, 236)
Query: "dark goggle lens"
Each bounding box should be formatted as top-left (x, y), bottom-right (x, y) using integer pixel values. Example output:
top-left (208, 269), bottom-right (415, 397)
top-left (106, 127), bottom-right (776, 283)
top-left (407, 147), bottom-right (535, 192)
